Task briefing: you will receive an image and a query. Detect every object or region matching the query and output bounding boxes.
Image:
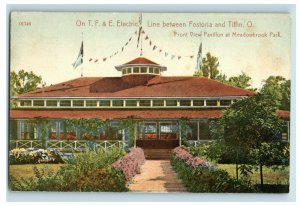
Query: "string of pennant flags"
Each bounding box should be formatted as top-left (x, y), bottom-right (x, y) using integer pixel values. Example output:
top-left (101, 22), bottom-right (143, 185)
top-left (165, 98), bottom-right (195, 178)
top-left (85, 28), bottom-right (195, 64)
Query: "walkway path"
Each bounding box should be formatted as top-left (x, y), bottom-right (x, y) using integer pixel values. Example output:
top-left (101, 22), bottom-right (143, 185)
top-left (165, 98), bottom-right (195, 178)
top-left (128, 160), bottom-right (187, 192)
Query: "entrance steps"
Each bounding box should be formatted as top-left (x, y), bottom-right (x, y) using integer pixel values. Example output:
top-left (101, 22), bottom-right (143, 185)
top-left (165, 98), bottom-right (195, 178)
top-left (143, 149), bottom-right (173, 160)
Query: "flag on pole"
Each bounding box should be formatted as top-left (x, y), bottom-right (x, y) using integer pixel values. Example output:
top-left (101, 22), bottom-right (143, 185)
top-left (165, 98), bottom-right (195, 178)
top-left (137, 13), bottom-right (142, 48)
top-left (196, 42), bottom-right (202, 72)
top-left (72, 41), bottom-right (83, 69)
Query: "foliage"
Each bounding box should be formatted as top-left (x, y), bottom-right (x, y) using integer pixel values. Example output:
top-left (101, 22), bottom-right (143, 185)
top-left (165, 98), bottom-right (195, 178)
top-left (112, 147), bottom-right (145, 181)
top-left (260, 76), bottom-right (290, 110)
top-left (173, 146), bottom-right (215, 169)
top-left (171, 147), bottom-right (255, 192)
top-left (121, 118), bottom-right (137, 148)
top-left (210, 93), bottom-right (285, 187)
top-left (179, 118), bottom-right (189, 146)
top-left (76, 167), bottom-right (128, 192)
top-left (9, 148), bottom-right (64, 165)
top-left (248, 142), bottom-right (290, 190)
top-left (201, 52), bottom-right (220, 79)
top-left (190, 140), bottom-right (225, 163)
top-left (65, 118), bottom-right (108, 139)
top-left (10, 147), bottom-right (126, 191)
top-left (216, 72), bottom-right (256, 91)
top-left (10, 70), bottom-right (43, 107)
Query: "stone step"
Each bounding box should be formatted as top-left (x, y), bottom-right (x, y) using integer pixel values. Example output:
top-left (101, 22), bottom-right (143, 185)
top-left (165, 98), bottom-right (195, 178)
top-left (143, 149), bottom-right (173, 160)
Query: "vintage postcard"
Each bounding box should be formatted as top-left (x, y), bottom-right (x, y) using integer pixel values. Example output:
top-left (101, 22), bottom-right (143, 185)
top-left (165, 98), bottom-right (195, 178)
top-left (9, 12), bottom-right (291, 193)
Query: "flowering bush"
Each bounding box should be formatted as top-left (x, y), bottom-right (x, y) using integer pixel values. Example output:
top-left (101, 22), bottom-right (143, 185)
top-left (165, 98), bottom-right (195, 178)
top-left (9, 148), bottom-right (65, 164)
top-left (171, 146), bottom-right (255, 192)
top-left (112, 147), bottom-right (145, 181)
top-left (173, 146), bottom-right (215, 169)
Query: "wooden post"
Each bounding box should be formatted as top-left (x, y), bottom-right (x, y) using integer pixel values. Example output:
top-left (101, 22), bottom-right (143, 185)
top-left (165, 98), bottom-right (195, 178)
top-left (179, 122), bottom-right (182, 146)
top-left (74, 141), bottom-right (77, 149)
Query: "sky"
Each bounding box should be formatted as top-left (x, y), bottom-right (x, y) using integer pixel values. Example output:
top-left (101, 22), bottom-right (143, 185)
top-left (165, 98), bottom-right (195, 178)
top-left (10, 12), bottom-right (291, 89)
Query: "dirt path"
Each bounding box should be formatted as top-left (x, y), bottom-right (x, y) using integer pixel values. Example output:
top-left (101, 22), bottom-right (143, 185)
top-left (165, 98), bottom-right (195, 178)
top-left (128, 160), bottom-right (187, 193)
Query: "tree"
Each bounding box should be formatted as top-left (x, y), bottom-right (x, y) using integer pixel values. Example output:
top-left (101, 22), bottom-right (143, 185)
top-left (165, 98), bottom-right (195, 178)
top-left (202, 52), bottom-right (220, 79)
top-left (260, 76), bottom-right (290, 111)
top-left (10, 70), bottom-right (43, 107)
top-left (248, 142), bottom-right (289, 190)
top-left (216, 72), bottom-right (256, 91)
top-left (214, 93), bottom-right (283, 186)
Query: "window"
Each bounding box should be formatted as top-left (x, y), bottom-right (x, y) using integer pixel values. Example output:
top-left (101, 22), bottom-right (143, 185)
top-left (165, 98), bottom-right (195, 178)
top-left (99, 100), bottom-right (110, 107)
top-left (48, 121), bottom-right (58, 139)
top-left (46, 100), bottom-right (57, 107)
top-left (10, 120), bottom-right (18, 140)
top-left (206, 100), bottom-right (218, 106)
top-left (122, 69), bottom-right (127, 75)
top-left (281, 121), bottom-right (289, 141)
top-left (112, 100), bottom-right (124, 107)
top-left (220, 100), bottom-right (231, 106)
top-left (59, 100), bottom-right (71, 107)
top-left (199, 121), bottom-right (212, 140)
top-left (187, 122), bottom-right (198, 140)
top-left (86, 100), bottom-right (98, 107)
top-left (142, 122), bottom-right (157, 139)
top-left (126, 67), bottom-right (132, 74)
top-left (141, 67), bottom-right (147, 73)
top-left (133, 67), bottom-right (139, 73)
top-left (153, 100), bottom-right (164, 107)
top-left (33, 100), bottom-right (44, 106)
top-left (149, 67), bottom-right (154, 73)
top-left (180, 100), bottom-right (191, 106)
top-left (73, 100), bottom-right (84, 107)
top-left (139, 100), bottom-right (151, 107)
top-left (20, 121), bottom-right (38, 140)
top-left (20, 100), bottom-right (32, 107)
top-left (154, 68), bottom-right (160, 74)
top-left (126, 100), bottom-right (137, 107)
top-left (166, 100), bottom-right (177, 106)
top-left (160, 122), bottom-right (178, 139)
top-left (193, 100), bottom-right (204, 106)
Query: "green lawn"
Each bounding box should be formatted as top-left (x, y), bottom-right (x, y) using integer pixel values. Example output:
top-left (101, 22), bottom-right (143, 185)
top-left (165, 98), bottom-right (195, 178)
top-left (9, 164), bottom-right (64, 180)
top-left (218, 164), bottom-right (289, 185)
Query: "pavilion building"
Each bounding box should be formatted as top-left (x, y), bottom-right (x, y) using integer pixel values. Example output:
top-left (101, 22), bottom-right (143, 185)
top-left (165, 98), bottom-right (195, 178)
top-left (10, 57), bottom-right (290, 157)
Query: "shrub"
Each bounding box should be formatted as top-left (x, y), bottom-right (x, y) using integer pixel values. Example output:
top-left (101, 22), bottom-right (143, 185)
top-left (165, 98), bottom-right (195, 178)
top-left (9, 148), bottom-right (64, 164)
top-left (171, 146), bottom-right (255, 193)
top-left (10, 146), bottom-right (126, 191)
top-left (77, 167), bottom-right (128, 192)
top-left (112, 147), bottom-right (145, 181)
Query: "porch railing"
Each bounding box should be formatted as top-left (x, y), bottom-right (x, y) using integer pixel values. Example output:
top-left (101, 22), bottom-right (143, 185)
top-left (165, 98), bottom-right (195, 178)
top-left (10, 140), bottom-right (126, 150)
top-left (188, 140), bottom-right (211, 147)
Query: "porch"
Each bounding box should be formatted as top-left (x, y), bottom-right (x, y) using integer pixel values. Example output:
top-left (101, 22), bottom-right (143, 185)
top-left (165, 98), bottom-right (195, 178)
top-left (9, 119), bottom-right (214, 153)
top-left (9, 139), bottom-right (126, 151)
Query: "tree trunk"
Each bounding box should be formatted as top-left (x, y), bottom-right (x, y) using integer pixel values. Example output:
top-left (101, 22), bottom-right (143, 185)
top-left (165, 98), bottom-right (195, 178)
top-left (260, 162), bottom-right (264, 191)
top-left (235, 150), bottom-right (239, 180)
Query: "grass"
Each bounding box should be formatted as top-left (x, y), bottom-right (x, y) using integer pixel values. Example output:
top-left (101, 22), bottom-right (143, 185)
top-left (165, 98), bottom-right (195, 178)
top-left (218, 164), bottom-right (289, 185)
top-left (9, 164), bottom-right (64, 180)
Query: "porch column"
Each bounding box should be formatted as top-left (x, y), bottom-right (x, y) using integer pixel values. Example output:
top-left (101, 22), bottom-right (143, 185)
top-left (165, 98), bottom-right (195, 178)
top-left (179, 121), bottom-right (182, 146)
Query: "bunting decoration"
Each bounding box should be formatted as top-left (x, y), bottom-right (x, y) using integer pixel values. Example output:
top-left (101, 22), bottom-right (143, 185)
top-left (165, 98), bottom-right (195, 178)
top-left (84, 16), bottom-right (199, 65)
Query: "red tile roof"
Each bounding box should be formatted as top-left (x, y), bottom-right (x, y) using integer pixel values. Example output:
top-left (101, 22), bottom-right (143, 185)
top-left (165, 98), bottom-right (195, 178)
top-left (10, 109), bottom-right (290, 120)
top-left (277, 110), bottom-right (290, 120)
top-left (17, 76), bottom-right (255, 98)
top-left (124, 57), bottom-right (159, 65)
top-left (10, 109), bottom-right (224, 120)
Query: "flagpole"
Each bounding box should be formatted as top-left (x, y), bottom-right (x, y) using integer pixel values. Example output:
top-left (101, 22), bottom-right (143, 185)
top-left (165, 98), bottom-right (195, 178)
top-left (81, 32), bottom-right (84, 77)
top-left (140, 13), bottom-right (143, 56)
